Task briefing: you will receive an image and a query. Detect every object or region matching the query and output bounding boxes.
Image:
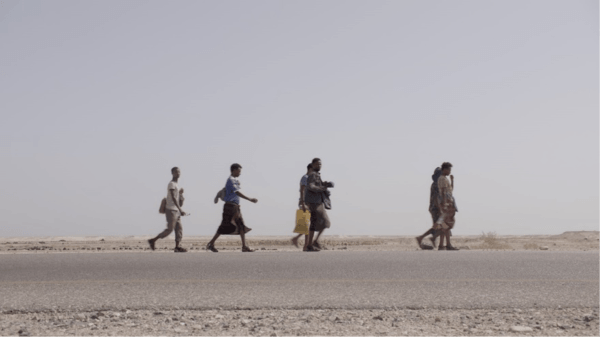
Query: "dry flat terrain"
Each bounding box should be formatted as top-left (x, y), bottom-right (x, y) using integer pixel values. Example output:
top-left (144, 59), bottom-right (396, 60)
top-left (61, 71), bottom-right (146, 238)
top-left (0, 231), bottom-right (598, 336)
top-left (2, 308), bottom-right (598, 336)
top-left (0, 231), bottom-right (598, 254)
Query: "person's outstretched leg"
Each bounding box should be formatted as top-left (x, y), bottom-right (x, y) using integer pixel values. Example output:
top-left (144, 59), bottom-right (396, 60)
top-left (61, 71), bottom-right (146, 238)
top-left (240, 231), bottom-right (246, 247)
top-left (206, 232), bottom-right (220, 252)
top-left (208, 232), bottom-right (220, 246)
top-left (149, 212), bottom-right (177, 250)
top-left (416, 228), bottom-right (435, 247)
top-left (306, 230), bottom-right (319, 251)
top-left (314, 229), bottom-right (326, 249)
top-left (291, 233), bottom-right (302, 248)
top-left (314, 229), bottom-right (324, 242)
top-left (240, 230), bottom-right (254, 252)
top-left (430, 229), bottom-right (439, 247)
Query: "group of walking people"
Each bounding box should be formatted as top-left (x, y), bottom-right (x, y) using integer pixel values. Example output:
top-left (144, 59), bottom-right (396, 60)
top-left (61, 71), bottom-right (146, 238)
top-left (147, 159), bottom-right (458, 253)
top-left (415, 162), bottom-right (459, 250)
top-left (147, 158), bottom-right (334, 253)
top-left (291, 158), bottom-right (334, 251)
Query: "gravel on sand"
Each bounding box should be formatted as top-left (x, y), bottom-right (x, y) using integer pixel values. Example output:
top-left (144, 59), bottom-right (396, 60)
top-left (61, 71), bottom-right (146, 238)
top-left (1, 307), bottom-right (598, 336)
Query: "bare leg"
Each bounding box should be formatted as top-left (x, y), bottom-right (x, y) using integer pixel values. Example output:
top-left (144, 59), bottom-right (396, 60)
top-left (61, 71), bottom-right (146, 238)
top-left (303, 235), bottom-right (309, 249)
top-left (314, 229), bottom-right (325, 244)
top-left (430, 230), bottom-right (440, 246)
top-left (208, 232), bottom-right (220, 247)
top-left (240, 230), bottom-right (255, 252)
top-left (438, 231), bottom-right (446, 249)
top-left (446, 229), bottom-right (458, 249)
top-left (308, 231), bottom-right (315, 246)
top-left (417, 228), bottom-right (434, 241)
top-left (291, 234), bottom-right (302, 248)
top-left (417, 228), bottom-right (436, 248)
top-left (240, 231), bottom-right (247, 248)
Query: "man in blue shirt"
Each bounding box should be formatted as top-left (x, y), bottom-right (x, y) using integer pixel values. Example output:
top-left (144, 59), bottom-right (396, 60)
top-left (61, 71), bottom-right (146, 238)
top-left (206, 163), bottom-right (258, 253)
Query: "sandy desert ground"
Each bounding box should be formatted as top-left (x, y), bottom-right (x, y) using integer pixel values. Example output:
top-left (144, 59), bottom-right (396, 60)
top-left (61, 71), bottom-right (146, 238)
top-left (0, 231), bottom-right (598, 254)
top-left (1, 307), bottom-right (598, 336)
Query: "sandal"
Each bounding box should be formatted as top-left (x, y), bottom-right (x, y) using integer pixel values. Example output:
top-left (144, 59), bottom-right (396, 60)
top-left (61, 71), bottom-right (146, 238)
top-left (174, 247), bottom-right (188, 253)
top-left (446, 245), bottom-right (460, 251)
top-left (206, 244), bottom-right (218, 253)
top-left (438, 246), bottom-right (446, 251)
top-left (148, 239), bottom-right (156, 251)
top-left (242, 246), bottom-right (255, 252)
top-left (305, 245), bottom-right (320, 252)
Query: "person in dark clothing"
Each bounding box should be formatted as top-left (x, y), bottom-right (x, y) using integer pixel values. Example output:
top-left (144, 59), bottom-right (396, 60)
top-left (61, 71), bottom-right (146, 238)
top-left (304, 158), bottom-right (334, 252)
top-left (292, 163), bottom-right (313, 251)
top-left (434, 162), bottom-right (459, 250)
top-left (206, 163), bottom-right (258, 253)
top-left (416, 167), bottom-right (443, 249)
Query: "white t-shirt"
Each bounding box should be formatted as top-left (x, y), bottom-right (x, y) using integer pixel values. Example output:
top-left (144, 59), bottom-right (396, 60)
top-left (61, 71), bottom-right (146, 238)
top-left (166, 181), bottom-right (180, 211)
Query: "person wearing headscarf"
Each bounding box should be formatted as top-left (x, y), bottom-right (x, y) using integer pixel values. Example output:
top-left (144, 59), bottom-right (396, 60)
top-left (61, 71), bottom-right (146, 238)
top-left (434, 162), bottom-right (459, 250)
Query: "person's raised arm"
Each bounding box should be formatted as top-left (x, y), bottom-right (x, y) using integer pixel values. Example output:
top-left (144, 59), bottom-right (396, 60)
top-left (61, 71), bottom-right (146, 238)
top-left (306, 174), bottom-right (327, 193)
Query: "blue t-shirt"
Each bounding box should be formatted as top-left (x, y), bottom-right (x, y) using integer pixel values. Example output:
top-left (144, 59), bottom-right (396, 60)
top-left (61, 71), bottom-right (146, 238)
top-left (224, 176), bottom-right (241, 204)
top-left (300, 174), bottom-right (309, 191)
top-left (299, 174), bottom-right (309, 202)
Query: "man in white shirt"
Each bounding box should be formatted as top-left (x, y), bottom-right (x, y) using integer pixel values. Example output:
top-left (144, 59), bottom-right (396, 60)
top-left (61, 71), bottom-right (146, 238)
top-left (148, 167), bottom-right (188, 252)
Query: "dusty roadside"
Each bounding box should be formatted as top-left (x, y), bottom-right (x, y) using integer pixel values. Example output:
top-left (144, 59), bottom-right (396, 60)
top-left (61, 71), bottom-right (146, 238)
top-left (0, 231), bottom-right (598, 254)
top-left (1, 307), bottom-right (598, 336)
top-left (1, 232), bottom-right (598, 336)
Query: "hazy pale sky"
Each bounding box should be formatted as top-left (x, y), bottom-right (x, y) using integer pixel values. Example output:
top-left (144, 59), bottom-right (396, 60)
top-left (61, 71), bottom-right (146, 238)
top-left (1, 0), bottom-right (598, 238)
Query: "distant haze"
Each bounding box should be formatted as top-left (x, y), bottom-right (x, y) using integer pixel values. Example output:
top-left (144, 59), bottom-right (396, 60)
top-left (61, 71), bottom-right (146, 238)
top-left (1, 0), bottom-right (598, 237)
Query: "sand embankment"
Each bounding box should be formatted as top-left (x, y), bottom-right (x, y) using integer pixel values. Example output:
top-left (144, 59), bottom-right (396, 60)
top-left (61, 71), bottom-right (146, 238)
top-left (0, 231), bottom-right (597, 254)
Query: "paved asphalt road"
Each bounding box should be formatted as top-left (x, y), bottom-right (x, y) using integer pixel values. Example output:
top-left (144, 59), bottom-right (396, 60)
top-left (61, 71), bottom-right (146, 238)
top-left (0, 251), bottom-right (597, 312)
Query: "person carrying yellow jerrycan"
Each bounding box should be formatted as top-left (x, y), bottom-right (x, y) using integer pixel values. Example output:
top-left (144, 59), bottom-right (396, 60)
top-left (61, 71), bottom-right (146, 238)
top-left (291, 163), bottom-right (313, 250)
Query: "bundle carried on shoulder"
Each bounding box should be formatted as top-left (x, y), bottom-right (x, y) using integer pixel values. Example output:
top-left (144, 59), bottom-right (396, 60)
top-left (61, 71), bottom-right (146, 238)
top-left (159, 198), bottom-right (166, 214)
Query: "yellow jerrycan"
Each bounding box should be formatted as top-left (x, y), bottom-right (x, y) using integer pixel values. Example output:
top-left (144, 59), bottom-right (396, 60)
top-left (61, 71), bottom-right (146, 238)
top-left (294, 209), bottom-right (310, 235)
